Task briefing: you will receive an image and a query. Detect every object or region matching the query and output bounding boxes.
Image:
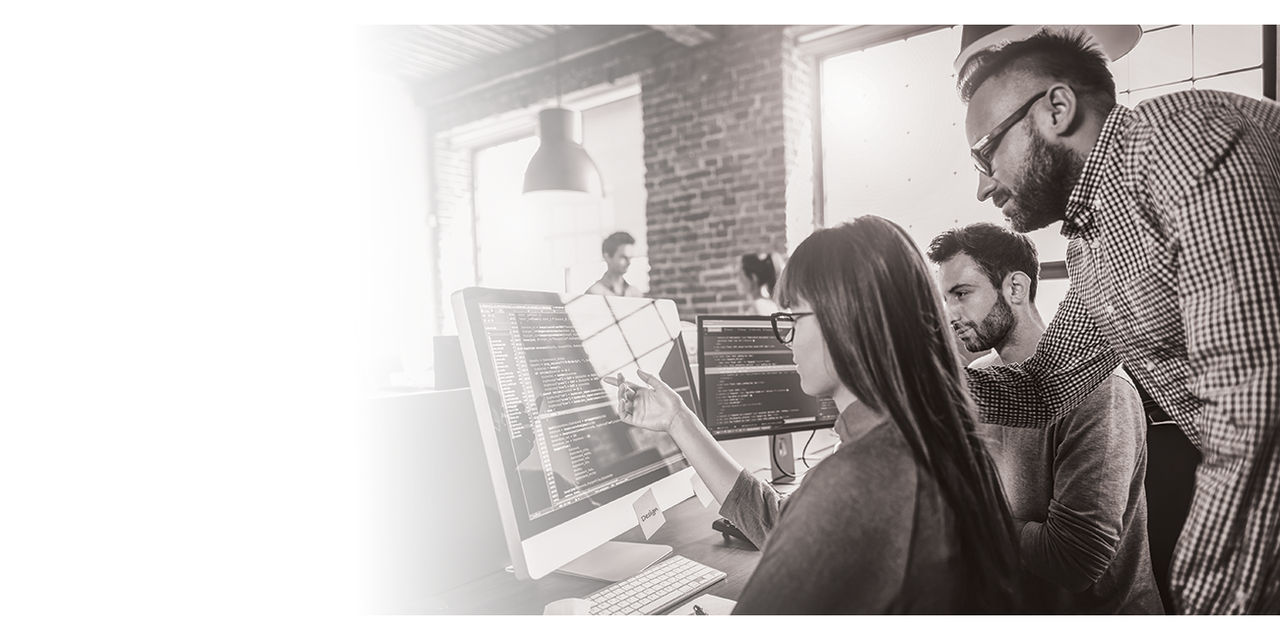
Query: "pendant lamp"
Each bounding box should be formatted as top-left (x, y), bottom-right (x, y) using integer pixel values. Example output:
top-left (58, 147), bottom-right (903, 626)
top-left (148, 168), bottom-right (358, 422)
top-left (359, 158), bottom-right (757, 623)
top-left (522, 26), bottom-right (605, 197)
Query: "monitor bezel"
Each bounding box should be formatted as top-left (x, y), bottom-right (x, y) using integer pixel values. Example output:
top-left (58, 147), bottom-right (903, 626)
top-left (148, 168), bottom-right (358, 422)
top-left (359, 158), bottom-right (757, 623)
top-left (452, 287), bottom-right (700, 580)
top-left (696, 314), bottom-right (838, 441)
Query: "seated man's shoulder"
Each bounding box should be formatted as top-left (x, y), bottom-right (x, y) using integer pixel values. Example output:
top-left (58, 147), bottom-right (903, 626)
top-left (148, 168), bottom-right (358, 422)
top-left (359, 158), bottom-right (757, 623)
top-left (1096, 366), bottom-right (1142, 402)
top-left (1066, 366), bottom-right (1144, 428)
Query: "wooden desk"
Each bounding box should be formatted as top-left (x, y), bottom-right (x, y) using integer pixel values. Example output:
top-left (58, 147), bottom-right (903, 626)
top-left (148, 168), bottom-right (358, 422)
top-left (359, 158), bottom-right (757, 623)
top-left (423, 496), bottom-right (763, 614)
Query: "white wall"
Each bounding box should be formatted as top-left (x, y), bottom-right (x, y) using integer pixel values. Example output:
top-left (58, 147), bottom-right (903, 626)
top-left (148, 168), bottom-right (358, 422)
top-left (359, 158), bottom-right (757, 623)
top-left (359, 72), bottom-right (435, 390)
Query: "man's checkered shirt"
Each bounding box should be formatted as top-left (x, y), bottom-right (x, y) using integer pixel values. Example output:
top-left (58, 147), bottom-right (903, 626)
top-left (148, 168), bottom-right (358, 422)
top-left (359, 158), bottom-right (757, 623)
top-left (966, 90), bottom-right (1280, 614)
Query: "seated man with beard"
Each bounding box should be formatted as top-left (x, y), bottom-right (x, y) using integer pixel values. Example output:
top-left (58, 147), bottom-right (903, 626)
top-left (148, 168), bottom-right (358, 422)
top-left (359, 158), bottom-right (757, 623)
top-left (929, 223), bottom-right (1162, 613)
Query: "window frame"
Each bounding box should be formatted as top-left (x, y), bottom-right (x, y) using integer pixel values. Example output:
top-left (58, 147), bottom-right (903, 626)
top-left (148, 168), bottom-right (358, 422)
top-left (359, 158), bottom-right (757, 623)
top-left (431, 76), bottom-right (643, 331)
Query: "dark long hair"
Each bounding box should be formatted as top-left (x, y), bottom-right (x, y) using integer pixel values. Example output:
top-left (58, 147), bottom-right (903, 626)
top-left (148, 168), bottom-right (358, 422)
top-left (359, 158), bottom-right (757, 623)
top-left (776, 215), bottom-right (1020, 612)
top-left (741, 252), bottom-right (784, 297)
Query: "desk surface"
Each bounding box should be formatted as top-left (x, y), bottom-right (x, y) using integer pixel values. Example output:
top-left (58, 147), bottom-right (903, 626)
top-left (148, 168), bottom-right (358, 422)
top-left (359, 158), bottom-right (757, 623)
top-left (368, 389), bottom-right (838, 615)
top-left (425, 495), bottom-right (764, 614)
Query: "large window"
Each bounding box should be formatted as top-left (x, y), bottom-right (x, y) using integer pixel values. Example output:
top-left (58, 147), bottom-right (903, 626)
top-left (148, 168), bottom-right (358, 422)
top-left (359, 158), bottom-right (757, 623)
top-left (437, 91), bottom-right (648, 334)
top-left (820, 25), bottom-right (1275, 327)
top-left (1117, 25), bottom-right (1270, 104)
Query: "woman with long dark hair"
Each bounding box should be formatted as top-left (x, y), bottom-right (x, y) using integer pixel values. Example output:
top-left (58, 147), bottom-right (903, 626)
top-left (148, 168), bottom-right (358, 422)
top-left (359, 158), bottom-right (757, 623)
top-left (738, 251), bottom-right (785, 315)
top-left (613, 215), bottom-right (1020, 612)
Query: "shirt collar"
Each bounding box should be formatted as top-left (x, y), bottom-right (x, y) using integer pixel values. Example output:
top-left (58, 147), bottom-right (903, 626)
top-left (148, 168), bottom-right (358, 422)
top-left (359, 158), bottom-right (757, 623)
top-left (833, 400), bottom-right (890, 446)
top-left (1061, 103), bottom-right (1133, 238)
top-left (600, 277), bottom-right (630, 295)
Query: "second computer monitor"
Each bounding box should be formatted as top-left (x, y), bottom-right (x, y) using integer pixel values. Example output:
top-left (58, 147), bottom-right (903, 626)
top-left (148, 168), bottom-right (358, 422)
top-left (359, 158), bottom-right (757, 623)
top-left (697, 315), bottom-right (839, 440)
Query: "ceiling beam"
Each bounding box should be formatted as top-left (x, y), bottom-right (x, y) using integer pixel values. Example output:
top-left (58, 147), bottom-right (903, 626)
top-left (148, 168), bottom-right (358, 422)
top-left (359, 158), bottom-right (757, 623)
top-left (795, 25), bottom-right (950, 59)
top-left (649, 25), bottom-right (720, 47)
top-left (420, 25), bottom-right (653, 102)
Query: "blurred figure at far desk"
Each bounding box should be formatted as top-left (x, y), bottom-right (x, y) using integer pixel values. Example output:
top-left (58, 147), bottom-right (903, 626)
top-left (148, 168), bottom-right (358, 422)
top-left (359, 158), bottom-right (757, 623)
top-left (586, 231), bottom-right (642, 297)
top-left (738, 251), bottom-right (785, 315)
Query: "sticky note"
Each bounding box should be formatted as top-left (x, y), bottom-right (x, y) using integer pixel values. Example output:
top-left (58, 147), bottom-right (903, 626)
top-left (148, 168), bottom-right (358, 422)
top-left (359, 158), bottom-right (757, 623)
top-left (632, 488), bottom-right (665, 539)
top-left (691, 472), bottom-right (716, 508)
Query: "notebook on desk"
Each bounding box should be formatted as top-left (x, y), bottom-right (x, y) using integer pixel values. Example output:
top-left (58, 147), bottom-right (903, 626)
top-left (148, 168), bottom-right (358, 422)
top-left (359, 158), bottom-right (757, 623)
top-left (666, 594), bottom-right (736, 615)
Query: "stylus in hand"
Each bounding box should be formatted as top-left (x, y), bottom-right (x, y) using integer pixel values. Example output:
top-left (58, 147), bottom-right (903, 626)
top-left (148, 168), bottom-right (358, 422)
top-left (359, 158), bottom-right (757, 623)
top-left (600, 374), bottom-right (638, 393)
top-left (602, 373), bottom-right (641, 412)
top-left (606, 370), bottom-right (689, 434)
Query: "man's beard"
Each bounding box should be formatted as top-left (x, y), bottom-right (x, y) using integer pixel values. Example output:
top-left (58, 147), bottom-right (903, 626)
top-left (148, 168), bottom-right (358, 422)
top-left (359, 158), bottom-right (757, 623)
top-left (956, 294), bottom-right (1015, 352)
top-left (1002, 127), bottom-right (1084, 233)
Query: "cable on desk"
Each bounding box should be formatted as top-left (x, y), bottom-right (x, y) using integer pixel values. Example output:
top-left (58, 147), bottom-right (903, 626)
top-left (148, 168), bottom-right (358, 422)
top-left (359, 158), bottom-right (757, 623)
top-left (808, 443), bottom-right (838, 457)
top-left (800, 429), bottom-right (817, 470)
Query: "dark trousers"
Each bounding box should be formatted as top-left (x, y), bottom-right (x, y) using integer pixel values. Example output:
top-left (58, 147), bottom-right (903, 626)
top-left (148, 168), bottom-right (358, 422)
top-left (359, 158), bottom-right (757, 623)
top-left (1137, 386), bottom-right (1201, 614)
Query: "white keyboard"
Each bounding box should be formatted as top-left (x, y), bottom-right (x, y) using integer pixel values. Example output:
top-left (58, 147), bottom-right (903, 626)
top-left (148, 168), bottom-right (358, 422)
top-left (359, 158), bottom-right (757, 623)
top-left (585, 554), bottom-right (726, 615)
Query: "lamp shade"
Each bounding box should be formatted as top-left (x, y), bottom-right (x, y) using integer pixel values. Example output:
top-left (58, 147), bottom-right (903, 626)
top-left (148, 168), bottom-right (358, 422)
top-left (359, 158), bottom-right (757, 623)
top-left (522, 107), bottom-right (605, 196)
top-left (954, 25), bottom-right (1142, 72)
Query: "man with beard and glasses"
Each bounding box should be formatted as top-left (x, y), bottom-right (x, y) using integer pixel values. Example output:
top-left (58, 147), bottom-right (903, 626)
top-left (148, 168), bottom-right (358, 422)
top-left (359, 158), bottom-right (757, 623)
top-left (956, 28), bottom-right (1280, 614)
top-left (929, 223), bottom-right (1161, 613)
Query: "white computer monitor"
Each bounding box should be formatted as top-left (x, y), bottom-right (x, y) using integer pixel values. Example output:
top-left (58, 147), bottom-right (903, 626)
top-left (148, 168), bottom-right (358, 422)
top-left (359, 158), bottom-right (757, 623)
top-left (452, 287), bottom-right (699, 581)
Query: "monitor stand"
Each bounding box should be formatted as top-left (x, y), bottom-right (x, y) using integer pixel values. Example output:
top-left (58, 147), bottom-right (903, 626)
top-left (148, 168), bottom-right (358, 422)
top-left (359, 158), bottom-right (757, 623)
top-left (770, 434), bottom-right (797, 484)
top-left (556, 540), bottom-right (674, 583)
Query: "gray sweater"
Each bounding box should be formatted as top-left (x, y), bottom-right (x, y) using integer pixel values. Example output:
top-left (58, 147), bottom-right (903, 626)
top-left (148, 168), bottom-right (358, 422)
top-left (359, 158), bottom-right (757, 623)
top-left (721, 402), bottom-right (969, 613)
top-left (972, 354), bottom-right (1162, 613)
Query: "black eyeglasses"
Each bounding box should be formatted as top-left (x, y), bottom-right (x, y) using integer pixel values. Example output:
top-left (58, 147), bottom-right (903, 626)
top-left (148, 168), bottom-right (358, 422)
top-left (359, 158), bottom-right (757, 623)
top-left (770, 311), bottom-right (814, 346)
top-left (970, 90), bottom-right (1048, 176)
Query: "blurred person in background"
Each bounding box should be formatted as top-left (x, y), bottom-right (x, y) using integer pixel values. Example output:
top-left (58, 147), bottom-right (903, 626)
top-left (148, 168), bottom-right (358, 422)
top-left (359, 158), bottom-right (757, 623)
top-left (586, 231), bottom-right (642, 297)
top-left (738, 251), bottom-right (785, 315)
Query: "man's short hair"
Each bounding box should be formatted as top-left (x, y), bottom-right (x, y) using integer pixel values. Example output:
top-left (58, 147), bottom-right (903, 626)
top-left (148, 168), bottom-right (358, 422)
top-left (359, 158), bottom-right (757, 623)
top-left (957, 28), bottom-right (1116, 116)
top-left (601, 231), bottom-right (635, 257)
top-left (927, 222), bottom-right (1040, 303)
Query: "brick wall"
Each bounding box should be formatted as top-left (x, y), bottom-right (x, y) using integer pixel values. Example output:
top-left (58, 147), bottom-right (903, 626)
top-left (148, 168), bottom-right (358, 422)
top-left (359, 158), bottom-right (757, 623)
top-left (642, 26), bottom-right (814, 319)
top-left (781, 30), bottom-right (816, 257)
top-left (428, 26), bottom-right (816, 322)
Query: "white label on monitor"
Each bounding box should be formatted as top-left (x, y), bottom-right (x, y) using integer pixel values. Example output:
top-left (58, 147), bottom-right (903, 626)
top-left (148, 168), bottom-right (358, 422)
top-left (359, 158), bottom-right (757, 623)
top-left (633, 488), bottom-right (665, 539)
top-left (691, 472), bottom-right (716, 508)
